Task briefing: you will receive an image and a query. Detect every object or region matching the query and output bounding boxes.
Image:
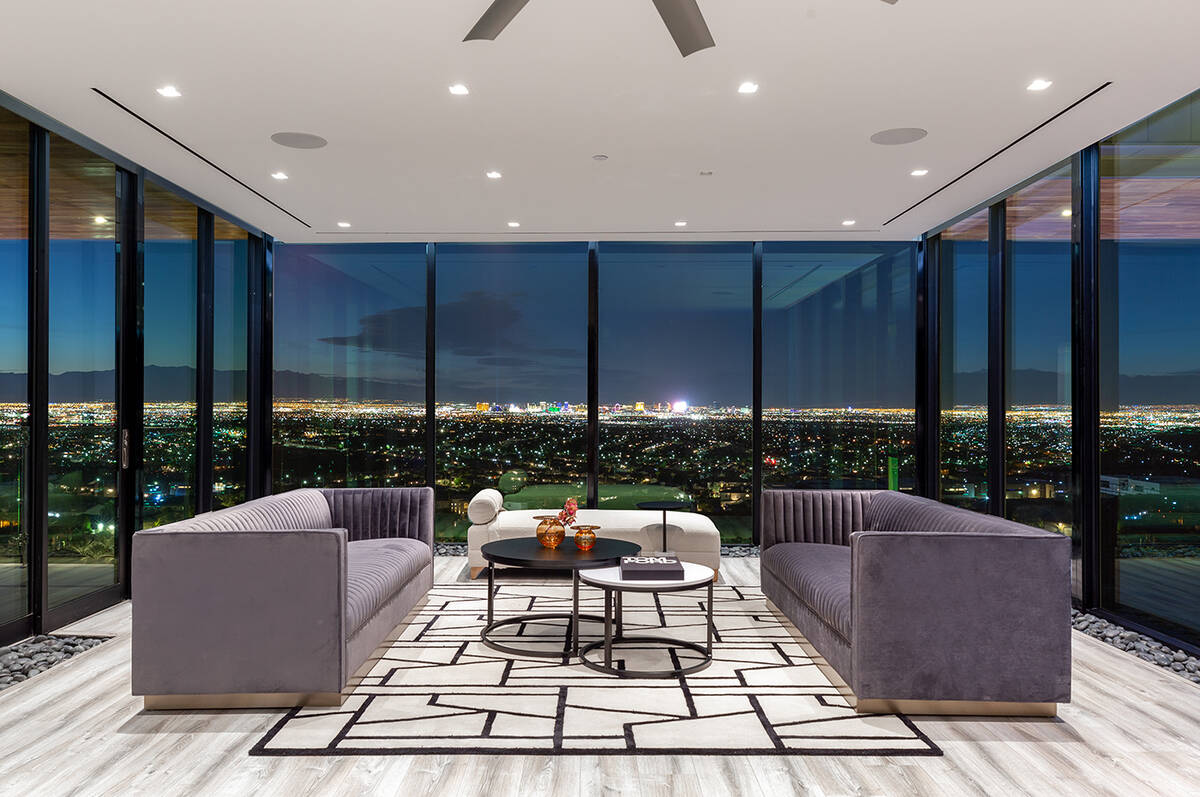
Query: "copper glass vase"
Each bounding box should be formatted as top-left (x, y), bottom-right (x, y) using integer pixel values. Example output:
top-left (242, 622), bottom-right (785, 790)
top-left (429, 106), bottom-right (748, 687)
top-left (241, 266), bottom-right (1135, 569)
top-left (573, 524), bottom-right (599, 551)
top-left (534, 515), bottom-right (565, 549)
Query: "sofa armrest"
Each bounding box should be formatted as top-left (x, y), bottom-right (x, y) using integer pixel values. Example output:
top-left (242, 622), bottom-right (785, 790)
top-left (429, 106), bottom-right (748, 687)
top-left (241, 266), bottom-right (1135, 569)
top-left (760, 490), bottom-right (879, 551)
top-left (132, 528), bottom-right (347, 696)
top-left (850, 530), bottom-right (1071, 703)
top-left (322, 487), bottom-right (434, 547)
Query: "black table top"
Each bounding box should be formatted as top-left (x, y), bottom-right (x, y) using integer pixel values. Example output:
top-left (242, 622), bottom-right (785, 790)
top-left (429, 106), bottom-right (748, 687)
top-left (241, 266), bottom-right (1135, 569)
top-left (636, 501), bottom-right (693, 511)
top-left (480, 537), bottom-right (641, 569)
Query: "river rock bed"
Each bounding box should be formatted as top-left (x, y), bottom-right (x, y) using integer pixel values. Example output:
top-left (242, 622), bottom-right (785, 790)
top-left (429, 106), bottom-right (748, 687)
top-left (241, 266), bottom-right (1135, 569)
top-left (0, 635), bottom-right (108, 692)
top-left (1073, 610), bottom-right (1200, 685)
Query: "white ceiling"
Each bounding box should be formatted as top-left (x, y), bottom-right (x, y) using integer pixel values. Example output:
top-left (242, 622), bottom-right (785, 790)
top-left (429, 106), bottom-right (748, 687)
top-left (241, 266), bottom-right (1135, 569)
top-left (2, 0), bottom-right (1198, 243)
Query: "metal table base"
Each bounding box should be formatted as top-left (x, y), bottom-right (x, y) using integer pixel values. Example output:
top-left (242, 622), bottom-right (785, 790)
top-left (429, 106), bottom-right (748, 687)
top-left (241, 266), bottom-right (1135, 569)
top-left (480, 562), bottom-right (604, 658)
top-left (579, 580), bottom-right (714, 679)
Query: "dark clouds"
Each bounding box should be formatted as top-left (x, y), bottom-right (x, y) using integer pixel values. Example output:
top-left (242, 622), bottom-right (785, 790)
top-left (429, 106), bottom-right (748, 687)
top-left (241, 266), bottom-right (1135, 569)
top-left (321, 291), bottom-right (586, 403)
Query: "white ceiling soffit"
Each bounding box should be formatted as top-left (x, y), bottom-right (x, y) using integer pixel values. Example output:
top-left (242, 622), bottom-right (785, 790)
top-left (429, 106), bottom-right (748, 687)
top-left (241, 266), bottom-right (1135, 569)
top-left (1, 0), bottom-right (1199, 243)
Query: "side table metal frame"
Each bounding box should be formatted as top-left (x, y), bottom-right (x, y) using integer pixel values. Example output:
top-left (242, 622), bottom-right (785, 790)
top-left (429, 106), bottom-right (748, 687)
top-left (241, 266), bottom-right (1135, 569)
top-left (579, 578), bottom-right (714, 678)
top-left (481, 561), bottom-right (606, 658)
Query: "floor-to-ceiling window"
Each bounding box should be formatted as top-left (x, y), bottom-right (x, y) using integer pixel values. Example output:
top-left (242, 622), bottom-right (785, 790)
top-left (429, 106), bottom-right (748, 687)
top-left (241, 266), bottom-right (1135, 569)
top-left (435, 244), bottom-right (587, 541)
top-left (0, 108), bottom-right (29, 625)
top-left (46, 133), bottom-right (118, 608)
top-left (272, 243), bottom-right (426, 492)
top-left (597, 243), bottom-right (753, 542)
top-left (1100, 91), bottom-right (1200, 644)
top-left (938, 210), bottom-right (990, 511)
top-left (213, 217), bottom-right (248, 507)
top-left (763, 242), bottom-right (917, 493)
top-left (142, 181), bottom-right (197, 527)
top-left (1005, 163), bottom-right (1077, 586)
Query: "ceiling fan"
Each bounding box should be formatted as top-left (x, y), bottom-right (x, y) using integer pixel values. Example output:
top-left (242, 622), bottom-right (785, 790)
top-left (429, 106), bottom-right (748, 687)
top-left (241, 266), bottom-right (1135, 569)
top-left (464, 0), bottom-right (899, 58)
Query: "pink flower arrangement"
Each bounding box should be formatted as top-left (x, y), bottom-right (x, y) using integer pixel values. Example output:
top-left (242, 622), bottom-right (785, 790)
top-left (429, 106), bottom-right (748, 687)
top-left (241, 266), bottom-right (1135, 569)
top-left (557, 497), bottom-right (578, 527)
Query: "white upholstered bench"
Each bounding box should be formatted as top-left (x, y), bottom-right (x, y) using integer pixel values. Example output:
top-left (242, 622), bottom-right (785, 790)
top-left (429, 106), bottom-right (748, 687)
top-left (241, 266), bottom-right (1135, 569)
top-left (464, 489), bottom-right (722, 579)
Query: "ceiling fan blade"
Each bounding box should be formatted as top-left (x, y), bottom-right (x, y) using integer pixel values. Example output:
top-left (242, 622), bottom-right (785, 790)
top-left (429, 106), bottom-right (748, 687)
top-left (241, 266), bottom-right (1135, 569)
top-left (464, 0), bottom-right (533, 41)
top-left (650, 0), bottom-right (715, 57)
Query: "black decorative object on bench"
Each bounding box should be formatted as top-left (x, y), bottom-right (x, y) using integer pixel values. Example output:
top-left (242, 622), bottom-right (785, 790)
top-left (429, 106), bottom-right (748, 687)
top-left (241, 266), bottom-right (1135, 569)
top-left (619, 555), bottom-right (685, 581)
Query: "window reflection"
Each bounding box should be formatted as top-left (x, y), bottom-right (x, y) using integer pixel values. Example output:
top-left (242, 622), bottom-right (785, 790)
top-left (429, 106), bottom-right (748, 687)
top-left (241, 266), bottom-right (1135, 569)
top-left (1101, 90), bottom-right (1200, 643)
top-left (939, 210), bottom-right (990, 511)
top-left (143, 181), bottom-right (198, 527)
top-left (763, 242), bottom-right (917, 495)
top-left (436, 244), bottom-right (587, 542)
top-left (0, 108), bottom-right (29, 623)
top-left (1005, 163), bottom-right (1076, 593)
top-left (598, 243), bottom-right (752, 543)
top-left (273, 243), bottom-right (426, 493)
top-left (47, 134), bottom-right (118, 607)
top-left (213, 217), bottom-right (249, 507)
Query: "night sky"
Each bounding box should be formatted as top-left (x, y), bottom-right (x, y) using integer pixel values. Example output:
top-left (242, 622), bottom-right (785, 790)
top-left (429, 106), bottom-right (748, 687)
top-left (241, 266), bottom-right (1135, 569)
top-left (0, 239), bottom-right (1198, 406)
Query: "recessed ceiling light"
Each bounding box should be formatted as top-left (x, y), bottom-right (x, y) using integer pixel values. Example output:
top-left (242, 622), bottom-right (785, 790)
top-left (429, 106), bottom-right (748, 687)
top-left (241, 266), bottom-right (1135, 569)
top-left (507, 221), bottom-right (521, 228)
top-left (449, 83), bottom-right (469, 95)
top-left (271, 171), bottom-right (289, 180)
top-left (1027, 78), bottom-right (1053, 92)
top-left (93, 216), bottom-right (107, 225)
top-left (337, 221), bottom-right (352, 228)
top-left (738, 81), bottom-right (759, 94)
top-left (841, 219), bottom-right (856, 226)
top-left (674, 221), bottom-right (688, 227)
top-left (910, 169), bottom-right (929, 177)
top-left (486, 170), bottom-right (502, 179)
top-left (1061, 208), bottom-right (1073, 217)
top-left (156, 85), bottom-right (181, 98)
top-left (592, 154), bottom-right (609, 161)
top-left (699, 170), bottom-right (713, 176)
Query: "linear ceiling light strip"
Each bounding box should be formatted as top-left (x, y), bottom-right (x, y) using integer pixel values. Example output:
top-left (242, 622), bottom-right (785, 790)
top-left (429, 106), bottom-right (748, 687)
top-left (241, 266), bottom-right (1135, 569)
top-left (91, 88), bottom-right (310, 229)
top-left (883, 81), bottom-right (1113, 227)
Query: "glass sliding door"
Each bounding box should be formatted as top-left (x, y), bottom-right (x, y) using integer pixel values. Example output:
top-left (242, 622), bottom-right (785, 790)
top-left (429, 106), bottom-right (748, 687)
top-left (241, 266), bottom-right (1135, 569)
top-left (435, 243), bottom-right (588, 541)
top-left (597, 242), bottom-right (753, 543)
top-left (213, 217), bottom-right (249, 507)
top-left (142, 181), bottom-right (198, 527)
top-left (273, 243), bottom-right (426, 492)
top-left (46, 134), bottom-right (119, 608)
top-left (938, 210), bottom-right (990, 511)
top-left (0, 108), bottom-right (29, 625)
top-left (1005, 163), bottom-right (1076, 592)
top-left (1100, 90), bottom-right (1200, 643)
top-left (762, 242), bottom-right (918, 493)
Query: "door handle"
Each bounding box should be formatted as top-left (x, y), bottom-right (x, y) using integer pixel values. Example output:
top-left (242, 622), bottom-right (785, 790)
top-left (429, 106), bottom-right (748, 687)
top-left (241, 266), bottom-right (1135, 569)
top-left (120, 428), bottom-right (130, 470)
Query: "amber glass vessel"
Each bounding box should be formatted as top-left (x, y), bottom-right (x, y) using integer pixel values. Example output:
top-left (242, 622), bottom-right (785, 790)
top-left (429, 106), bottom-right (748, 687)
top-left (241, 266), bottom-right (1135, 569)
top-left (572, 525), bottom-right (599, 551)
top-left (534, 515), bottom-right (565, 549)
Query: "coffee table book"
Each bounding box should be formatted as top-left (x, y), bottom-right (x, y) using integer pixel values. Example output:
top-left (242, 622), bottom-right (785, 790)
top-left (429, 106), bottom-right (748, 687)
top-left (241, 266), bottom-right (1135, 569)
top-left (619, 555), bottom-right (685, 581)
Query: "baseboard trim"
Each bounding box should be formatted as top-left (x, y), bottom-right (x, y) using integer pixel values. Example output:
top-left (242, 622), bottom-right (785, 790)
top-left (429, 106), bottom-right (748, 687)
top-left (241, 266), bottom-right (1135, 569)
top-left (855, 698), bottom-right (1058, 717)
top-left (144, 692), bottom-right (346, 711)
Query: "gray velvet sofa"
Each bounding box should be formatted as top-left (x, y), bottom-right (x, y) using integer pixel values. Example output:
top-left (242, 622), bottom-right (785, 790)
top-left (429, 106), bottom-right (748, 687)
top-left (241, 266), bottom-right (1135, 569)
top-left (132, 487), bottom-right (433, 709)
top-left (761, 489), bottom-right (1071, 716)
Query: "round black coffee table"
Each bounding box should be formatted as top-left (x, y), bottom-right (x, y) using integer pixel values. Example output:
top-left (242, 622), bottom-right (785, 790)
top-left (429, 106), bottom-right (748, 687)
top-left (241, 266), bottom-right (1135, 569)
top-left (480, 537), bottom-right (641, 659)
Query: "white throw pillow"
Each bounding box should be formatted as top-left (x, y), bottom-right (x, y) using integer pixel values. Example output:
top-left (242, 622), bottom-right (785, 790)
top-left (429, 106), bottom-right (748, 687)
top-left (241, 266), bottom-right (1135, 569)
top-left (467, 489), bottom-right (505, 525)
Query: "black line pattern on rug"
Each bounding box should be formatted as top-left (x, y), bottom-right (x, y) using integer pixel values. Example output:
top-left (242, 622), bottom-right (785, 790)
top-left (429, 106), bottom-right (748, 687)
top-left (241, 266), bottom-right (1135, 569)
top-left (249, 584), bottom-right (943, 757)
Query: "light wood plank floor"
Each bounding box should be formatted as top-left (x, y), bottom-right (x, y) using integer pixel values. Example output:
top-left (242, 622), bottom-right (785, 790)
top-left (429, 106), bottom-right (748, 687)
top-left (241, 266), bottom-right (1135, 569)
top-left (1, 557), bottom-right (1198, 797)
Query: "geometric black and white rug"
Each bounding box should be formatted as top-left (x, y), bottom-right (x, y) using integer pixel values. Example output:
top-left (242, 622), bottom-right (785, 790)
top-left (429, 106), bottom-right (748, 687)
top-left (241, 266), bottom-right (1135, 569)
top-left (251, 584), bottom-right (941, 757)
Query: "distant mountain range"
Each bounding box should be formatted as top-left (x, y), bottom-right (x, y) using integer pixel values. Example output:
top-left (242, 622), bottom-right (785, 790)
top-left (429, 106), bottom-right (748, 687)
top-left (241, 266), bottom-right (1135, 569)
top-left (0, 367), bottom-right (1194, 406)
top-left (946, 368), bottom-right (1200, 406)
top-left (0, 366), bottom-right (245, 403)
